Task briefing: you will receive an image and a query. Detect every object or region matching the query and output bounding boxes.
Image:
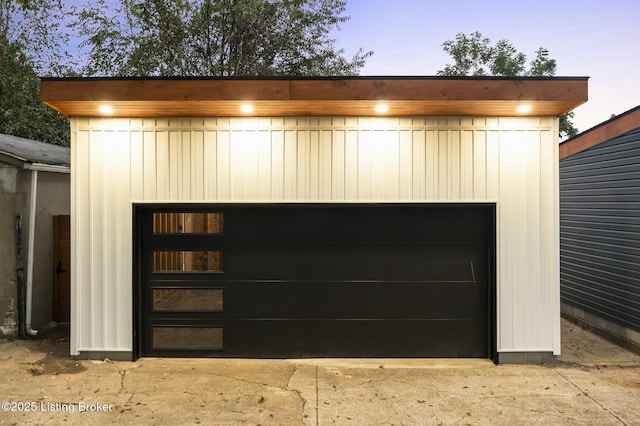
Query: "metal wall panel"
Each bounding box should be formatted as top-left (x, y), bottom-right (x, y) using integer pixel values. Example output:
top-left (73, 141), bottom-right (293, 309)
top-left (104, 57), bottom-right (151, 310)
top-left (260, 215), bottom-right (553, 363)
top-left (70, 116), bottom-right (560, 356)
top-left (560, 128), bottom-right (640, 332)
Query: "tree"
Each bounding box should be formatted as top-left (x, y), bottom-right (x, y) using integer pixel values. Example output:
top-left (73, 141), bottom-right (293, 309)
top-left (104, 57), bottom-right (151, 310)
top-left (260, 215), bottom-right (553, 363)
top-left (77, 0), bottom-right (372, 77)
top-left (0, 34), bottom-right (70, 146)
top-left (0, 0), bottom-right (74, 146)
top-left (438, 31), bottom-right (578, 139)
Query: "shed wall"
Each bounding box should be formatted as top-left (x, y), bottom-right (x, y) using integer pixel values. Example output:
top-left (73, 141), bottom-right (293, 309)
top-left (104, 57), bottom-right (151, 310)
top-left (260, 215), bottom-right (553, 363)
top-left (71, 116), bottom-right (560, 356)
top-left (30, 172), bottom-right (70, 328)
top-left (1, 166), bottom-right (70, 336)
top-left (560, 128), bottom-right (640, 334)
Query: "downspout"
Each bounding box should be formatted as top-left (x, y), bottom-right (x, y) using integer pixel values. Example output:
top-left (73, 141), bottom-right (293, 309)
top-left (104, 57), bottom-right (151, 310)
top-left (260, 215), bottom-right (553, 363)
top-left (16, 215), bottom-right (25, 338)
top-left (25, 169), bottom-right (38, 336)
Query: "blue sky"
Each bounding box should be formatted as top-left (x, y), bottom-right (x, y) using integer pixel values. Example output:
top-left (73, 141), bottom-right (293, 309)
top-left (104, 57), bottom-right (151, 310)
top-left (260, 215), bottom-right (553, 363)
top-left (334, 0), bottom-right (640, 133)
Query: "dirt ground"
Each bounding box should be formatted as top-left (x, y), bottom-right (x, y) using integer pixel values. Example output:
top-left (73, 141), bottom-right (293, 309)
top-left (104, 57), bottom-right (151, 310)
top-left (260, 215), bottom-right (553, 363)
top-left (1, 319), bottom-right (639, 425)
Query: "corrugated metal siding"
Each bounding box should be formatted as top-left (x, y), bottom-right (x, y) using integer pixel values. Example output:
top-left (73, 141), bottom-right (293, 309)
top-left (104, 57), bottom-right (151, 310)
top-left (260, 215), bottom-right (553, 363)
top-left (70, 116), bottom-right (560, 355)
top-left (560, 128), bottom-right (640, 332)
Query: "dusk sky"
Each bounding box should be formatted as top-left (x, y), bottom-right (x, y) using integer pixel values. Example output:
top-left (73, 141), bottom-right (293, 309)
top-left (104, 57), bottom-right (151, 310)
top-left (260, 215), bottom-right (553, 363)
top-left (334, 0), bottom-right (640, 134)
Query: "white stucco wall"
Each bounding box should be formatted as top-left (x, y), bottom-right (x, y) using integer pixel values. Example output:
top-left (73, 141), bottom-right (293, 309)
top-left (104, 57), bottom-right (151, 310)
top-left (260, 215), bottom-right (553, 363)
top-left (70, 116), bottom-right (560, 357)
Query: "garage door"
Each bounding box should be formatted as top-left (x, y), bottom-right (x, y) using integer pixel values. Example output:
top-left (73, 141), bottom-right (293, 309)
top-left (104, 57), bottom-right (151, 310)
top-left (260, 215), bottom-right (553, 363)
top-left (135, 204), bottom-right (495, 358)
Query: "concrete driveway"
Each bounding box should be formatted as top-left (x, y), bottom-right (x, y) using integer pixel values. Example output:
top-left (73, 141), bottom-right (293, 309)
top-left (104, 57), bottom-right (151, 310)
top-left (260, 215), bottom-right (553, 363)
top-left (1, 319), bottom-right (639, 425)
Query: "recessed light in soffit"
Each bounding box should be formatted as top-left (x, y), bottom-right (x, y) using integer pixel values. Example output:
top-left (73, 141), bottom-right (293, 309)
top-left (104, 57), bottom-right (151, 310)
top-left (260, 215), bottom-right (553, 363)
top-left (516, 104), bottom-right (532, 114)
top-left (240, 104), bottom-right (254, 114)
top-left (375, 104), bottom-right (389, 114)
top-left (98, 105), bottom-right (114, 114)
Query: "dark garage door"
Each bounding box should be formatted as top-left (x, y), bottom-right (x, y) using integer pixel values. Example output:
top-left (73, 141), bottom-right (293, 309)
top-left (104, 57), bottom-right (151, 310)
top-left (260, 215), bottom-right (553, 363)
top-left (135, 204), bottom-right (495, 358)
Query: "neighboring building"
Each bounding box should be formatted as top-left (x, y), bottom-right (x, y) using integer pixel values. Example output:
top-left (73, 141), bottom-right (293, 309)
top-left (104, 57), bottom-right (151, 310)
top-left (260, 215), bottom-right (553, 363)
top-left (0, 133), bottom-right (70, 338)
top-left (41, 76), bottom-right (588, 362)
top-left (559, 105), bottom-right (640, 353)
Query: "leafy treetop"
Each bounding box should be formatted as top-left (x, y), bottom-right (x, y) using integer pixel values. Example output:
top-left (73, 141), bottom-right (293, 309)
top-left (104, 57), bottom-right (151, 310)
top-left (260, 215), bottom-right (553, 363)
top-left (76, 0), bottom-right (372, 77)
top-left (437, 31), bottom-right (556, 77)
top-left (0, 0), bottom-right (71, 146)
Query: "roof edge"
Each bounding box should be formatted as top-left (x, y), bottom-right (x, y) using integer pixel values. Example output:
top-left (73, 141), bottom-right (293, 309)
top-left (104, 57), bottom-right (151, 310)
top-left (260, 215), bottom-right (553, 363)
top-left (26, 163), bottom-right (71, 173)
top-left (41, 77), bottom-right (589, 118)
top-left (0, 151), bottom-right (28, 168)
top-left (559, 104), bottom-right (640, 159)
top-left (40, 75), bottom-right (590, 82)
top-left (0, 133), bottom-right (70, 167)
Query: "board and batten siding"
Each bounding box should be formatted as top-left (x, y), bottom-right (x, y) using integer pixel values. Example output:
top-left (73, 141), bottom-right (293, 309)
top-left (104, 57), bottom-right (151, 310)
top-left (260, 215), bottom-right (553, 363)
top-left (560, 128), bottom-right (640, 334)
top-left (70, 116), bottom-right (560, 357)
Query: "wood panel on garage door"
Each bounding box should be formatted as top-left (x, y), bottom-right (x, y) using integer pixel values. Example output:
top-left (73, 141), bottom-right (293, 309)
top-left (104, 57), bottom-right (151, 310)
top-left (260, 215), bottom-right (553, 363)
top-left (135, 204), bottom-right (495, 358)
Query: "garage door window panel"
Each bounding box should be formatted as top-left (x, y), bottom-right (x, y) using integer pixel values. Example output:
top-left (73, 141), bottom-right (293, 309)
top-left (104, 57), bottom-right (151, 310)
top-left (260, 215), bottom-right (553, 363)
top-left (153, 212), bottom-right (223, 234)
top-left (152, 288), bottom-right (224, 311)
top-left (152, 326), bottom-right (223, 350)
top-left (153, 250), bottom-right (223, 272)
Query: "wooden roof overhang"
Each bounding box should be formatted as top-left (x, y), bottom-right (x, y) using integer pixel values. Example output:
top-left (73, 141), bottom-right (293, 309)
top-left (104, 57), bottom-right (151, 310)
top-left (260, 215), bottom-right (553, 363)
top-left (559, 105), bottom-right (640, 159)
top-left (41, 76), bottom-right (588, 118)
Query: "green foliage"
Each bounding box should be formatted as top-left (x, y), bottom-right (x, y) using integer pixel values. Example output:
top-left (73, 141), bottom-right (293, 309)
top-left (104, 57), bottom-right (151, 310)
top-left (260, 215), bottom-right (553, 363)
top-left (438, 31), bottom-right (556, 77)
top-left (76, 0), bottom-right (372, 76)
top-left (1, 0), bottom-right (77, 74)
top-left (0, 1), bottom-right (70, 146)
top-left (438, 32), bottom-right (493, 76)
top-left (438, 32), bottom-right (575, 138)
top-left (560, 111), bottom-right (579, 139)
top-left (528, 48), bottom-right (556, 77)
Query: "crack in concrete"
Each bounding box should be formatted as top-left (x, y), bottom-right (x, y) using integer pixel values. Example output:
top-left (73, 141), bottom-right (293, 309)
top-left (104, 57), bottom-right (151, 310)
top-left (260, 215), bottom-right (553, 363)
top-left (119, 369), bottom-right (127, 394)
top-left (554, 367), bottom-right (629, 425)
top-left (285, 364), bottom-right (309, 426)
top-left (197, 365), bottom-right (310, 425)
top-left (285, 363), bottom-right (297, 389)
top-left (125, 392), bottom-right (135, 406)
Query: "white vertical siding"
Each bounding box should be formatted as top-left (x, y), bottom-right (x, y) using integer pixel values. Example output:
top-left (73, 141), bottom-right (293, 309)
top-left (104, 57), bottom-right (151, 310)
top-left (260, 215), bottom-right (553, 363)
top-left (543, 119), bottom-right (561, 354)
top-left (70, 116), bottom-right (560, 355)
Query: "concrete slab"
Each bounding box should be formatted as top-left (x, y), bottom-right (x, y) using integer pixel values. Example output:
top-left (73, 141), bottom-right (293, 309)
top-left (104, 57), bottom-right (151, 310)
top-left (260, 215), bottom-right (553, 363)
top-left (0, 319), bottom-right (638, 425)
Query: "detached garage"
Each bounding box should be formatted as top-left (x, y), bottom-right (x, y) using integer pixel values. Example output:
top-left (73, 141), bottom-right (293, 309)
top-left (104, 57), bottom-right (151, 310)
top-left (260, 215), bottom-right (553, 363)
top-left (41, 77), bottom-right (587, 363)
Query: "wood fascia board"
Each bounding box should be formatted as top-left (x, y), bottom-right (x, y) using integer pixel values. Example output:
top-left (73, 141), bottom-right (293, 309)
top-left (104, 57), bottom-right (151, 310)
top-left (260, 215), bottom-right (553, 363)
top-left (559, 105), bottom-right (640, 159)
top-left (41, 77), bottom-right (588, 118)
top-left (41, 79), bottom-right (291, 102)
top-left (288, 78), bottom-right (587, 101)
